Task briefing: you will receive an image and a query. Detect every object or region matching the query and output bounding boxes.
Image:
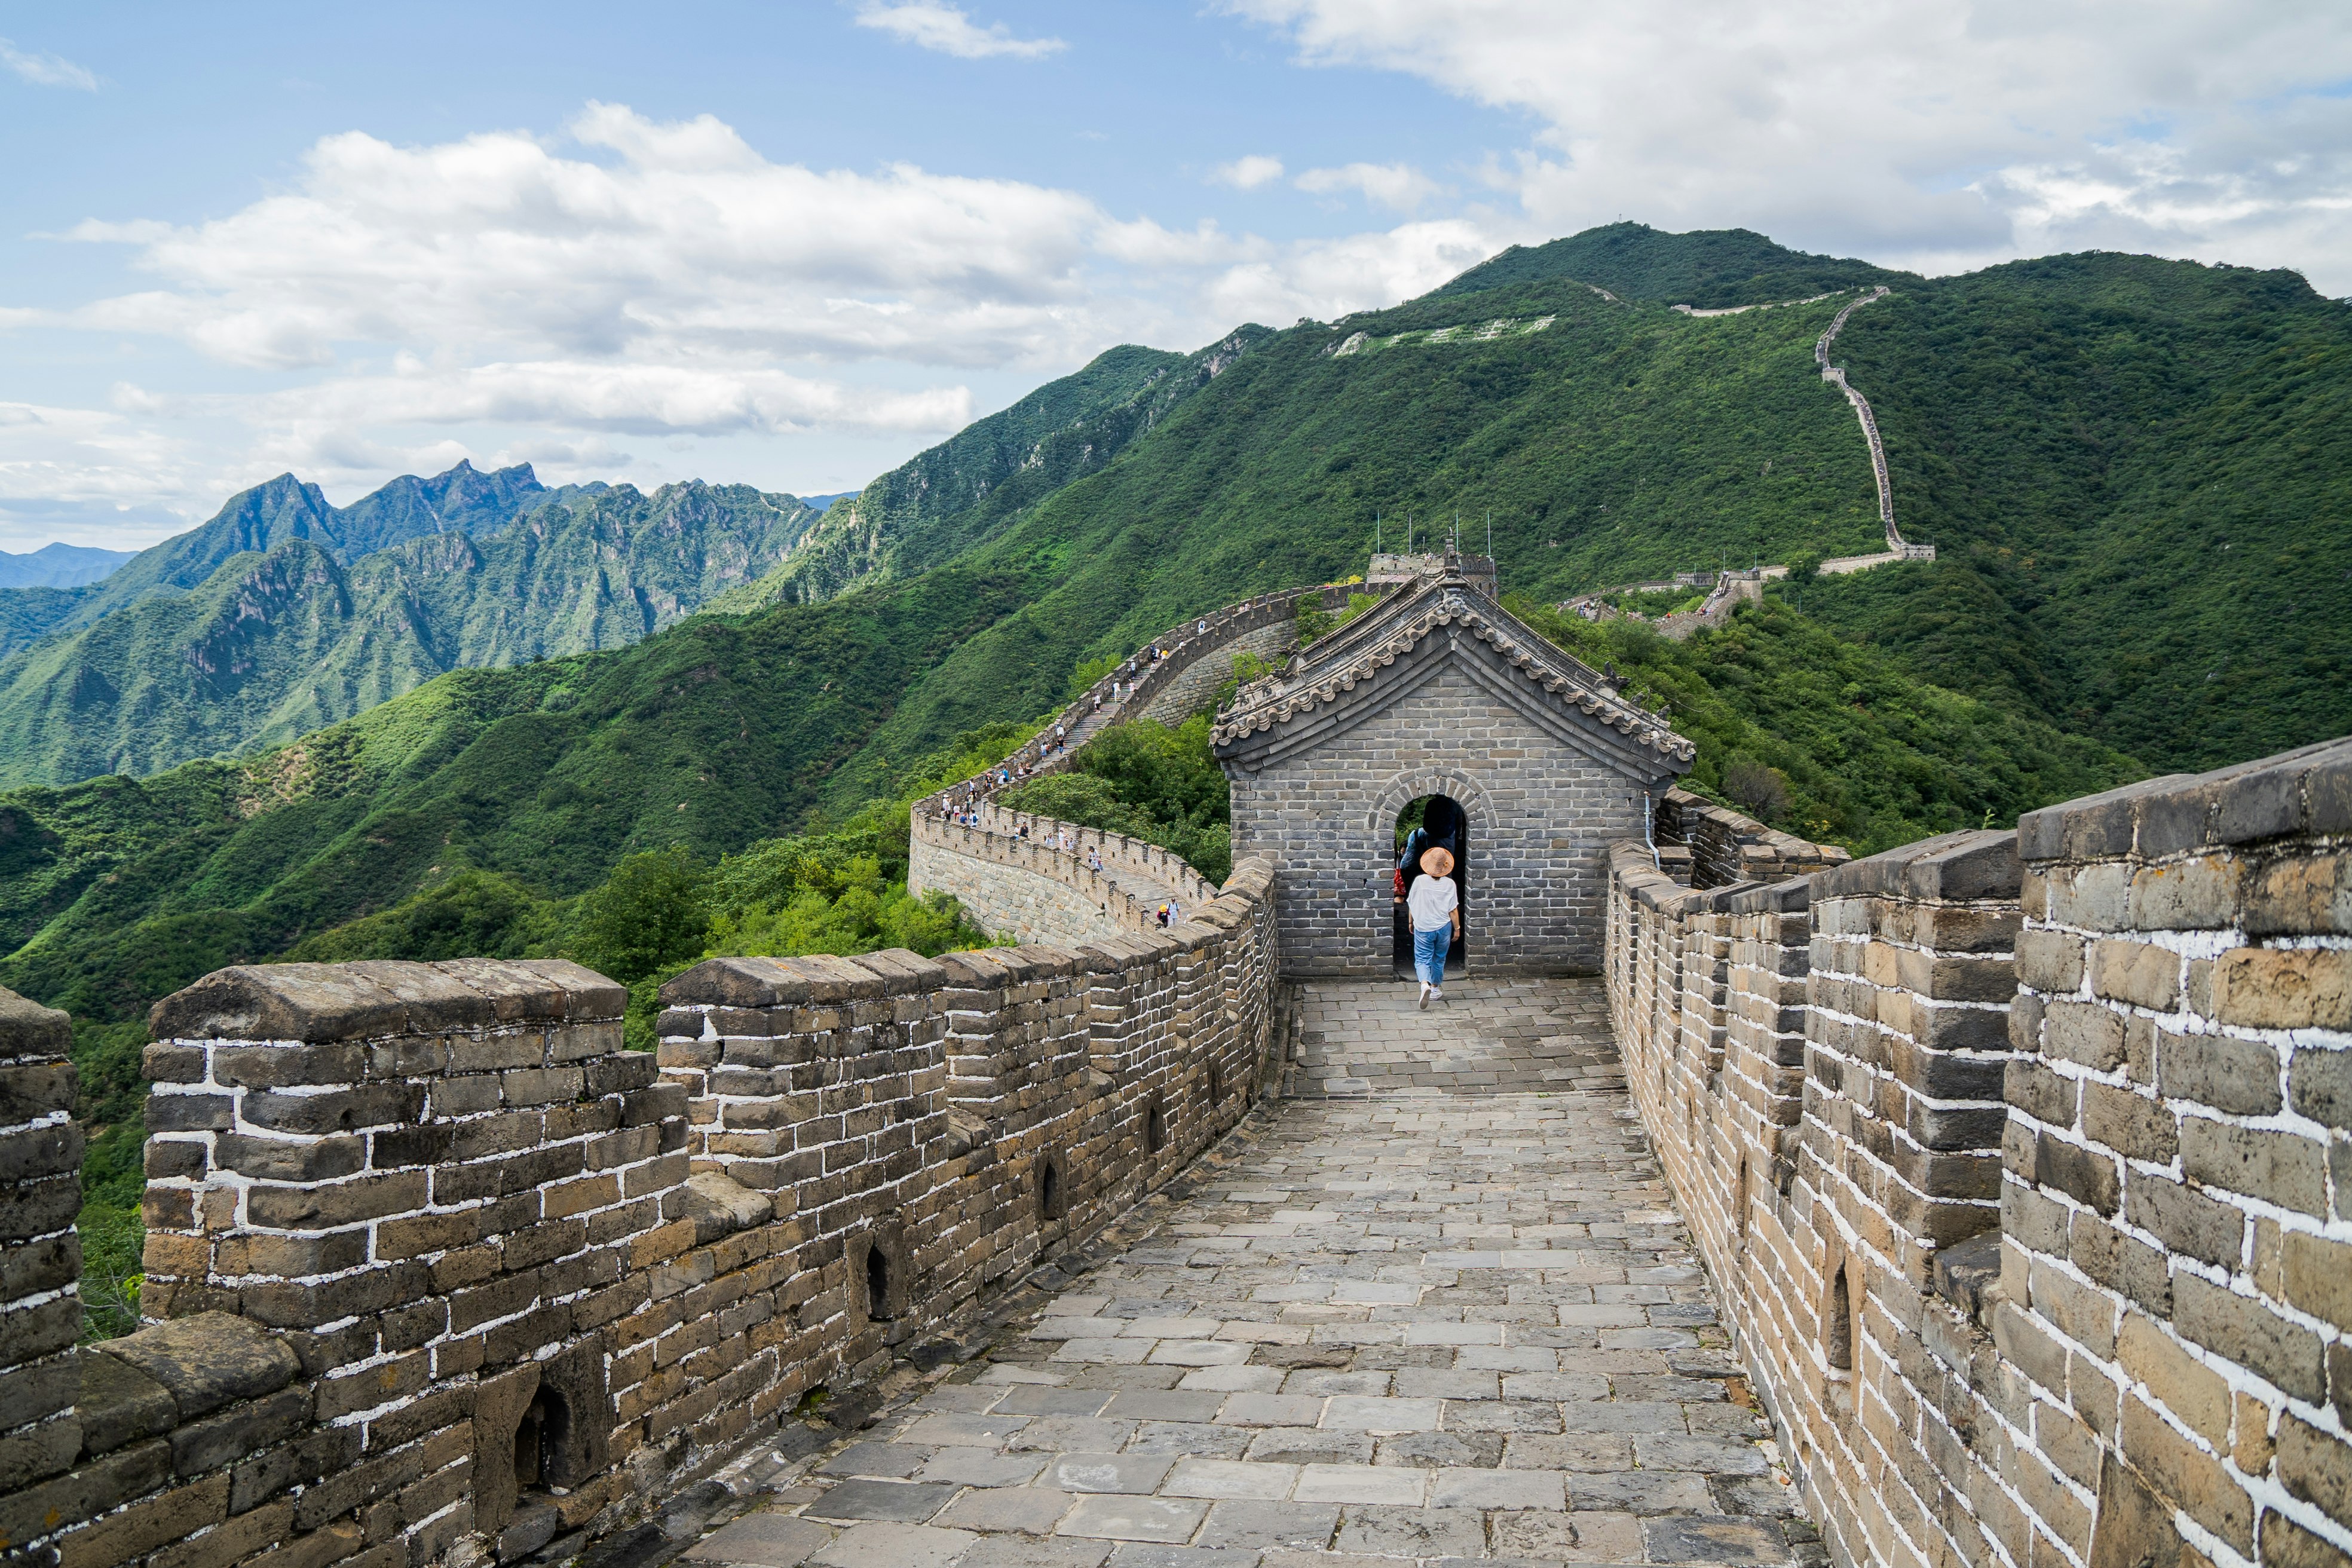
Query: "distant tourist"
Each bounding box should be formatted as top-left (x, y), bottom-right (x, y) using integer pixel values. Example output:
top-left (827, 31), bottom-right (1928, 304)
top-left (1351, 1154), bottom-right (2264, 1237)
top-left (1407, 846), bottom-right (1460, 1009)
top-left (1088, 848), bottom-right (1103, 872)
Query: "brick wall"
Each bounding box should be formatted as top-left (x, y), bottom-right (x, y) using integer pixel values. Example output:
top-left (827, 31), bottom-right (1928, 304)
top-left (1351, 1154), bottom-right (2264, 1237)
top-left (1236, 662), bottom-right (1649, 977)
top-left (1656, 787), bottom-right (1852, 888)
top-left (4, 852), bottom-right (1280, 1568)
top-left (911, 804), bottom-right (1222, 948)
top-left (1606, 736), bottom-right (2352, 1568)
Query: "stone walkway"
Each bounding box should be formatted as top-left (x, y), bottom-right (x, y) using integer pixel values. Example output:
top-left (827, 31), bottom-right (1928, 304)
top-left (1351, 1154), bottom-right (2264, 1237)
top-left (677, 981), bottom-right (1816, 1568)
top-left (1289, 979), bottom-right (1621, 1097)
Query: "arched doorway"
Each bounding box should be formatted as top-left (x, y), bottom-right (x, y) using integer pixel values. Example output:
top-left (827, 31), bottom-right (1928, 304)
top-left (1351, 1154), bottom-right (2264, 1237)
top-left (1391, 794), bottom-right (1468, 977)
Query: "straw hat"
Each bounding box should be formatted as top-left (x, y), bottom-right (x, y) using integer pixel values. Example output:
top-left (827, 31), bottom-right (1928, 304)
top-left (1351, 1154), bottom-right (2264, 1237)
top-left (1419, 846), bottom-right (1455, 877)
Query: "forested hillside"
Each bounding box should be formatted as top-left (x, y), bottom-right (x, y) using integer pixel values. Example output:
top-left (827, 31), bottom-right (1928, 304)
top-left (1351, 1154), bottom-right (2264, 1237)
top-left (1805, 254), bottom-right (2352, 768)
top-left (0, 479), bottom-right (820, 786)
top-left (712, 330), bottom-right (1270, 609)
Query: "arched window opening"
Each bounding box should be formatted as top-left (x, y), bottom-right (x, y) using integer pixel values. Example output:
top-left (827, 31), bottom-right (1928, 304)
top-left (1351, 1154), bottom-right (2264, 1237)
top-left (1825, 1264), bottom-right (1854, 1374)
top-left (1207, 1063), bottom-right (1223, 1108)
top-left (1146, 1098), bottom-right (1166, 1154)
top-left (1391, 794), bottom-right (1468, 977)
top-left (1040, 1157), bottom-right (1065, 1221)
top-left (514, 1388), bottom-right (570, 1500)
top-left (865, 1241), bottom-right (893, 1321)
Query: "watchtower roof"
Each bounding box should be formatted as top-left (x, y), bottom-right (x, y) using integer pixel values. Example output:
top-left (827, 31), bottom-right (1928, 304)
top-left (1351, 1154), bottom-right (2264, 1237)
top-left (1212, 566), bottom-right (1695, 779)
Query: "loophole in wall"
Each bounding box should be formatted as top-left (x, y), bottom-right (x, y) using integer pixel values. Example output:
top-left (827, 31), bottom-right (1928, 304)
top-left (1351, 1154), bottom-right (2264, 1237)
top-left (1040, 1156), bottom-right (1065, 1221)
top-left (865, 1241), bottom-right (894, 1321)
top-left (513, 1387), bottom-right (570, 1500)
top-left (1825, 1263), bottom-right (1854, 1374)
top-left (1207, 1062), bottom-right (1223, 1108)
top-left (1146, 1097), bottom-right (1166, 1154)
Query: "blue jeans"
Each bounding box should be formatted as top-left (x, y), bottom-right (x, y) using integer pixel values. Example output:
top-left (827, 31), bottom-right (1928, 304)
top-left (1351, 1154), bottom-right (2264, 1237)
top-left (1413, 925), bottom-right (1451, 986)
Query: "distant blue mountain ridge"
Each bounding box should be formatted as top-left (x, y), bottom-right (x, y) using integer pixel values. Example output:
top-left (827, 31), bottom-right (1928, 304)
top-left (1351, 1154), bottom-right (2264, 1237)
top-left (0, 542), bottom-right (137, 590)
top-left (0, 460), bottom-right (614, 658)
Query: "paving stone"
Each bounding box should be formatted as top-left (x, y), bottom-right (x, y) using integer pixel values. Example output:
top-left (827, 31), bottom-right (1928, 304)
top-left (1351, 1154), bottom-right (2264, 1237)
top-left (807, 1521), bottom-right (975, 1568)
top-left (1643, 1514), bottom-right (1790, 1563)
top-left (682, 1514), bottom-right (834, 1566)
top-left (1125, 1423), bottom-right (1255, 1459)
top-left (1163, 1459), bottom-right (1298, 1500)
top-left (996, 1388), bottom-right (1118, 1416)
top-left (1329, 1505), bottom-right (1487, 1558)
top-left (1317, 1396), bottom-right (1440, 1432)
top-left (1102, 1391), bottom-right (1225, 1423)
top-left (1293, 1465), bottom-right (1414, 1505)
top-left (915, 1449), bottom-right (1052, 1487)
top-left (1194, 1500), bottom-right (1343, 1551)
top-left (803, 1479), bottom-right (960, 1523)
top-left (936, 1486), bottom-right (1077, 1535)
top-left (1056, 1496), bottom-right (1210, 1544)
top-left (1048, 1453), bottom-right (1176, 1495)
top-left (816, 1443), bottom-right (929, 1479)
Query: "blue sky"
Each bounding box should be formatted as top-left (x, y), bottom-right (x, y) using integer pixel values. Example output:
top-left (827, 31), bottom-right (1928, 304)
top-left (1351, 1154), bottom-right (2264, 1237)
top-left (3, 1), bottom-right (2348, 550)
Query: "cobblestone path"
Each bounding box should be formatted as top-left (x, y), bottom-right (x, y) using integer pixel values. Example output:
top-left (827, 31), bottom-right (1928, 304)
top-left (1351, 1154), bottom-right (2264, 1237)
top-left (678, 981), bottom-right (1817, 1568)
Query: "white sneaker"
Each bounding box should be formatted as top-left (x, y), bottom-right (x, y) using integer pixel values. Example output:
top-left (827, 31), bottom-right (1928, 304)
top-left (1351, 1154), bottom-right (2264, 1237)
top-left (1417, 984), bottom-right (1430, 1010)
top-left (1430, 988), bottom-right (1444, 1003)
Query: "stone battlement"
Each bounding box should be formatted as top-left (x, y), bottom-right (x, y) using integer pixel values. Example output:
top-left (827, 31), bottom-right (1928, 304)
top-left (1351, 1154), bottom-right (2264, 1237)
top-left (1606, 736), bottom-right (2352, 1568)
top-left (1, 849), bottom-right (1281, 1568)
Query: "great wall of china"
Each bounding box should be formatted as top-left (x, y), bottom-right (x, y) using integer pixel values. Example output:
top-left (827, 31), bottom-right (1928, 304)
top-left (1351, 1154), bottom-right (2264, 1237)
top-left (1566, 286), bottom-right (1936, 641)
top-left (2, 547), bottom-right (2347, 1568)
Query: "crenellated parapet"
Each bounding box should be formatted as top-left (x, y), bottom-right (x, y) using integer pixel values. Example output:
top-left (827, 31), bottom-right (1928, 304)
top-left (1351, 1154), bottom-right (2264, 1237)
top-left (2, 843), bottom-right (1281, 1568)
top-left (1607, 736), bottom-right (2352, 1568)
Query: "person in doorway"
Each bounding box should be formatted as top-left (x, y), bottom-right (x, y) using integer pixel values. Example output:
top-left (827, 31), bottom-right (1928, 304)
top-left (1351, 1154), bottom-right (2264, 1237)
top-left (1408, 846), bottom-right (1460, 1008)
top-left (1394, 796), bottom-right (1463, 904)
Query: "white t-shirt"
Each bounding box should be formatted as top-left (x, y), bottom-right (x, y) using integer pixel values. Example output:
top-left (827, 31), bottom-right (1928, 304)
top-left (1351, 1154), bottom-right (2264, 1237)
top-left (1407, 875), bottom-right (1459, 932)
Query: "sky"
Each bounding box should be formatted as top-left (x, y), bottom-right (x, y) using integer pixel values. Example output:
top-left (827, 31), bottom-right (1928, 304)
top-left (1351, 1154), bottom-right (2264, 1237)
top-left (2, 0), bottom-right (2349, 552)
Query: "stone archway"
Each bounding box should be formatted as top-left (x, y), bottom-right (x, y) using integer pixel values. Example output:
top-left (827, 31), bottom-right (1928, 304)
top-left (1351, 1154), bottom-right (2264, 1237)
top-left (1373, 770), bottom-right (1490, 978)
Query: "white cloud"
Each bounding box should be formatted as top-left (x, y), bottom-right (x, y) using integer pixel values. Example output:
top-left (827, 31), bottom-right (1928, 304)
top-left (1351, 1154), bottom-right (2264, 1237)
top-left (854, 3), bottom-right (1067, 60)
top-left (1229, 0), bottom-right (2352, 290)
top-left (1, 37), bottom-right (98, 91)
top-left (4, 101), bottom-right (1497, 533)
top-left (1213, 155), bottom-right (1286, 190)
top-left (1296, 161), bottom-right (1439, 212)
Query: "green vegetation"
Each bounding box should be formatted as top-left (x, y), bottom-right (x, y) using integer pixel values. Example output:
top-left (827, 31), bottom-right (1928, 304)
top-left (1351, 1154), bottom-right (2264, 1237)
top-left (1296, 590), bottom-right (1380, 646)
top-left (1515, 595), bottom-right (2139, 853)
top-left (1804, 255), bottom-right (2352, 770)
top-left (0, 479), bottom-right (819, 789)
top-left (712, 335), bottom-right (1266, 610)
top-left (0, 461), bottom-right (569, 659)
top-left (1002, 715), bottom-right (1234, 886)
top-left (1434, 222), bottom-right (1912, 308)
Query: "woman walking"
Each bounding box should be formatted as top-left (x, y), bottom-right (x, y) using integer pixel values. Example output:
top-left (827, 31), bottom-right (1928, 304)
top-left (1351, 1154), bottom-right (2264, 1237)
top-left (1407, 845), bottom-right (1460, 1008)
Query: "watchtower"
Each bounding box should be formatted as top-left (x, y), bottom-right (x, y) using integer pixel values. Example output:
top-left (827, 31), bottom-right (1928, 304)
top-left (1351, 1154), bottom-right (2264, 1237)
top-left (1211, 553), bottom-right (1693, 977)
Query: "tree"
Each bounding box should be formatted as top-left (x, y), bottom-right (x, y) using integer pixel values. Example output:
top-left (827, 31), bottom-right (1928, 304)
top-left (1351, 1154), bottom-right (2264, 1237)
top-left (568, 846), bottom-right (710, 984)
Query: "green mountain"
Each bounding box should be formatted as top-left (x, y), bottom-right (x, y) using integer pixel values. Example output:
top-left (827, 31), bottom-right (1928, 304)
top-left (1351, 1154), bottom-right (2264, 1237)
top-left (1793, 253), bottom-right (2352, 768)
top-left (0, 460), bottom-right (576, 657)
top-left (0, 543), bottom-right (137, 590)
top-left (1435, 221), bottom-right (1914, 308)
top-left (0, 480), bottom-right (819, 788)
top-left (712, 333), bottom-right (1270, 610)
top-left (5, 225), bottom-right (2348, 1066)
